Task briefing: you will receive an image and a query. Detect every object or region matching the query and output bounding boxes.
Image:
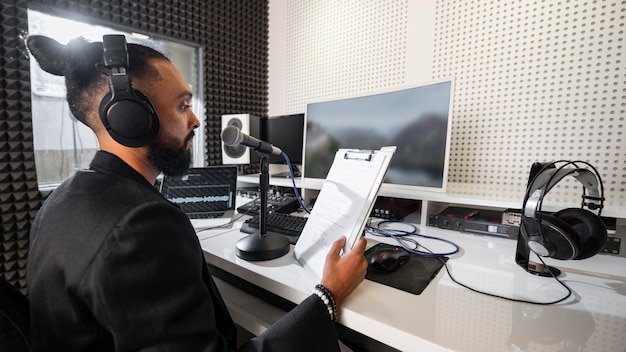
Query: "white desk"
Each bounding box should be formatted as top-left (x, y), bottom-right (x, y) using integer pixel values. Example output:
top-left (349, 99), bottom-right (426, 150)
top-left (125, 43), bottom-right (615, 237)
top-left (198, 219), bottom-right (626, 352)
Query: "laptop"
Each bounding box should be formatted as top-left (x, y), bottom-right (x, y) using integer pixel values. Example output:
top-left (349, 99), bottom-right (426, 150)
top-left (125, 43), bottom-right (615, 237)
top-left (160, 166), bottom-right (238, 228)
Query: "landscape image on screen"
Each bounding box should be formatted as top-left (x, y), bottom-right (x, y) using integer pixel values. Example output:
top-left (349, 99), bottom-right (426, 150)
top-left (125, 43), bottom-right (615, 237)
top-left (304, 80), bottom-right (452, 190)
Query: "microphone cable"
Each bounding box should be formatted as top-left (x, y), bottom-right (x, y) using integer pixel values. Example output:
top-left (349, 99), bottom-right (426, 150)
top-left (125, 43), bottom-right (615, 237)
top-left (281, 152), bottom-right (310, 214)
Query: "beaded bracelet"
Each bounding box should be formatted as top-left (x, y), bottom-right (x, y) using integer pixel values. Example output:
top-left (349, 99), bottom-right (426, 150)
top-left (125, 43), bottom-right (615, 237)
top-left (314, 284), bottom-right (337, 321)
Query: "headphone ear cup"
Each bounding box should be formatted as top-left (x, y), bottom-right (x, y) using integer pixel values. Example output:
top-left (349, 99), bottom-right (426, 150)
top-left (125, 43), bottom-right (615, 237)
top-left (532, 213), bottom-right (582, 260)
top-left (99, 89), bottom-right (160, 147)
top-left (553, 208), bottom-right (607, 260)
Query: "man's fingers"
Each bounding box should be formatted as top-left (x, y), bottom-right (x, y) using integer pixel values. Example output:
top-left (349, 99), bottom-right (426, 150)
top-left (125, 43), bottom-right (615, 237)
top-left (351, 237), bottom-right (367, 253)
top-left (328, 236), bottom-right (347, 258)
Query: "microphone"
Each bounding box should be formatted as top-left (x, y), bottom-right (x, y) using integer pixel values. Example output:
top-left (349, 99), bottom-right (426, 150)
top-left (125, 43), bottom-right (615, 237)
top-left (221, 125), bottom-right (282, 156)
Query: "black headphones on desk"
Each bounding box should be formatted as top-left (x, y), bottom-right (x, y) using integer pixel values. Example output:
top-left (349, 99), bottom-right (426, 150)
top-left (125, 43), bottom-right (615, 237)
top-left (99, 34), bottom-right (160, 147)
top-left (520, 161), bottom-right (607, 260)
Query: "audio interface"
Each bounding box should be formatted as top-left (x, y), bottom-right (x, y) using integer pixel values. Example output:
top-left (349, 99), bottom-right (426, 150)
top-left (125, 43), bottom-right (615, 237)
top-left (428, 206), bottom-right (520, 238)
top-left (370, 197), bottom-right (420, 220)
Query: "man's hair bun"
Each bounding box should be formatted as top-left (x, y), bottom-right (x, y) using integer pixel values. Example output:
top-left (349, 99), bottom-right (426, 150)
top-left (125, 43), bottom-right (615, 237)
top-left (27, 35), bottom-right (102, 86)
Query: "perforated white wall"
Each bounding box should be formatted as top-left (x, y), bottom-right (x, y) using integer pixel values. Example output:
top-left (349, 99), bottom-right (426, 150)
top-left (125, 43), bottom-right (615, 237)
top-left (433, 0), bottom-right (626, 213)
top-left (281, 0), bottom-right (626, 214)
top-left (285, 0), bottom-right (410, 111)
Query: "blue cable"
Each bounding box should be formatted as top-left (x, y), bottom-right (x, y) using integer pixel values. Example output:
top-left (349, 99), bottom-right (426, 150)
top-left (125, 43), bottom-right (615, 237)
top-left (366, 220), bottom-right (459, 257)
top-left (282, 151), bottom-right (310, 214)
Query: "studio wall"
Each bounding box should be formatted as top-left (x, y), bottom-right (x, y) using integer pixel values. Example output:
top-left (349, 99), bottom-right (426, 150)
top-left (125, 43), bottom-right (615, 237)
top-left (272, 0), bottom-right (625, 215)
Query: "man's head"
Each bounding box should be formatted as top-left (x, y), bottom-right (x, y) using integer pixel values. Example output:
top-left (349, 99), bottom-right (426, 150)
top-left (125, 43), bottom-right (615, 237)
top-left (27, 35), bottom-right (200, 177)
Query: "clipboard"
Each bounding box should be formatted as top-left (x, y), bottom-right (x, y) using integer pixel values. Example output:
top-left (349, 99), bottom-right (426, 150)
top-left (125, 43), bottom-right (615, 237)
top-left (294, 146), bottom-right (396, 280)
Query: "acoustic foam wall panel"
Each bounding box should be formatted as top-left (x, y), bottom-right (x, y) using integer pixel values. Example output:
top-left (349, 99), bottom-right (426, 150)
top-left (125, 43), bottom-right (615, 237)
top-left (0, 0), bottom-right (269, 293)
top-left (1, 1), bottom-right (38, 292)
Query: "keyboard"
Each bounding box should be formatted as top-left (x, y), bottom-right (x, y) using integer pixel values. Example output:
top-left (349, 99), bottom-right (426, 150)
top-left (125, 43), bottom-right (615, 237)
top-left (240, 212), bottom-right (308, 244)
top-left (188, 212), bottom-right (224, 219)
top-left (237, 196), bottom-right (300, 216)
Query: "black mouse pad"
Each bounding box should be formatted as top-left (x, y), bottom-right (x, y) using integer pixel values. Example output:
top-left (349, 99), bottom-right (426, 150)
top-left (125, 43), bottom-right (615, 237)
top-left (365, 243), bottom-right (448, 295)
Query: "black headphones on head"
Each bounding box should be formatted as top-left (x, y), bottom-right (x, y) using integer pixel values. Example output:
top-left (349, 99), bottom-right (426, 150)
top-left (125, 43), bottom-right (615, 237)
top-left (520, 161), bottom-right (607, 260)
top-left (99, 34), bottom-right (160, 147)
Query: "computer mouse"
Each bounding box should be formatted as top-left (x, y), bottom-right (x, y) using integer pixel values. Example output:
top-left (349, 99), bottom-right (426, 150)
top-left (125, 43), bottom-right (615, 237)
top-left (369, 247), bottom-right (410, 273)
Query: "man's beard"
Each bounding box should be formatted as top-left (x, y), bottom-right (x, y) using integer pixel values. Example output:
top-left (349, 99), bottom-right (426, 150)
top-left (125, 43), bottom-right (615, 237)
top-left (148, 131), bottom-right (194, 176)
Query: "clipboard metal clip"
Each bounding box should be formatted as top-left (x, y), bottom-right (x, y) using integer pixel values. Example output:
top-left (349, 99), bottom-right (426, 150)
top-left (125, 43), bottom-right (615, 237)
top-left (344, 150), bottom-right (373, 161)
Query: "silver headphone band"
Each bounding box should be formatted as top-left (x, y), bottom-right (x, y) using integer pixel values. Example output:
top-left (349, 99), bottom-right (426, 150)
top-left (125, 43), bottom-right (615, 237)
top-left (523, 166), bottom-right (602, 218)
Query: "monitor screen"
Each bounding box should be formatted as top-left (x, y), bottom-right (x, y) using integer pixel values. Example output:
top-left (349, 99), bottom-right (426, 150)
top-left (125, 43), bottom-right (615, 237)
top-left (303, 79), bottom-right (453, 191)
top-left (262, 113), bottom-right (305, 165)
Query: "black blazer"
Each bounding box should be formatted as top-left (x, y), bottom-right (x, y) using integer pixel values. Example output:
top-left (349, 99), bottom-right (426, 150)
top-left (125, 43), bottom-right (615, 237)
top-left (27, 151), bottom-right (339, 351)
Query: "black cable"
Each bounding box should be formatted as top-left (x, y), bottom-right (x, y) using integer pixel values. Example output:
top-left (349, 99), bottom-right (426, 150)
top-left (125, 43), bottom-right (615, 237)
top-left (439, 253), bottom-right (573, 305)
top-left (416, 235), bottom-right (575, 306)
top-left (368, 219), bottom-right (573, 304)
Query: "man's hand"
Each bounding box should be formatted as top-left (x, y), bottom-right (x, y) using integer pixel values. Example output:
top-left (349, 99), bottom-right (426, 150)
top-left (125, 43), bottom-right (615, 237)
top-left (320, 236), bottom-right (368, 307)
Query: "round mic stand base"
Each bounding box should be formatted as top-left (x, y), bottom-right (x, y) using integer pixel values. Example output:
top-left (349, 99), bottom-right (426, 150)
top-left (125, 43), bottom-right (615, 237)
top-left (235, 152), bottom-right (290, 261)
top-left (236, 233), bottom-right (290, 261)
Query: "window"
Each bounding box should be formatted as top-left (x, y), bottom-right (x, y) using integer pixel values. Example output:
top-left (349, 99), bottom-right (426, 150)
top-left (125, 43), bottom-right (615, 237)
top-left (28, 8), bottom-right (204, 190)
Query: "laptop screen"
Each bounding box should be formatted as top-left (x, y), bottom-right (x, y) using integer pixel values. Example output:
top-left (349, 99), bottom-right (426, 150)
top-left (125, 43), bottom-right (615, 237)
top-left (160, 166), bottom-right (238, 215)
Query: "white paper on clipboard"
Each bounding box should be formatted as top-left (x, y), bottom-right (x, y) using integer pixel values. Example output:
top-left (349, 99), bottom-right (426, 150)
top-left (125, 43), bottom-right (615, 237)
top-left (294, 146), bottom-right (396, 280)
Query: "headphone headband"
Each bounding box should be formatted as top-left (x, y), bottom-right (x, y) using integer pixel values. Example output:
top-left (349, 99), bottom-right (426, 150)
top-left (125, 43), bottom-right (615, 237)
top-left (102, 35), bottom-right (128, 69)
top-left (99, 34), bottom-right (160, 147)
top-left (102, 35), bottom-right (133, 103)
top-left (523, 163), bottom-right (603, 218)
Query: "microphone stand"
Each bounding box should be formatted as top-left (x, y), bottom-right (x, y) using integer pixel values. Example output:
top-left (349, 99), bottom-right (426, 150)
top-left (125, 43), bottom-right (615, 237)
top-left (236, 153), bottom-right (290, 261)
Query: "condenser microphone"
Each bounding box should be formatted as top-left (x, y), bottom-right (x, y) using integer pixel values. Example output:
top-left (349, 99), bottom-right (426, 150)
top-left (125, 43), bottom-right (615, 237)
top-left (221, 125), bottom-right (282, 156)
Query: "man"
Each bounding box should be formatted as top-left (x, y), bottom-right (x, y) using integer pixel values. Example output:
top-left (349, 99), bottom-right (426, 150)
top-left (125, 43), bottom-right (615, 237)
top-left (26, 35), bottom-right (368, 351)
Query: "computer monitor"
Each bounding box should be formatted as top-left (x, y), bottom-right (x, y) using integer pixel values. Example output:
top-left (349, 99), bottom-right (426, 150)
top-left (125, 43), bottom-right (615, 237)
top-left (303, 79), bottom-right (453, 192)
top-left (262, 113), bottom-right (305, 176)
